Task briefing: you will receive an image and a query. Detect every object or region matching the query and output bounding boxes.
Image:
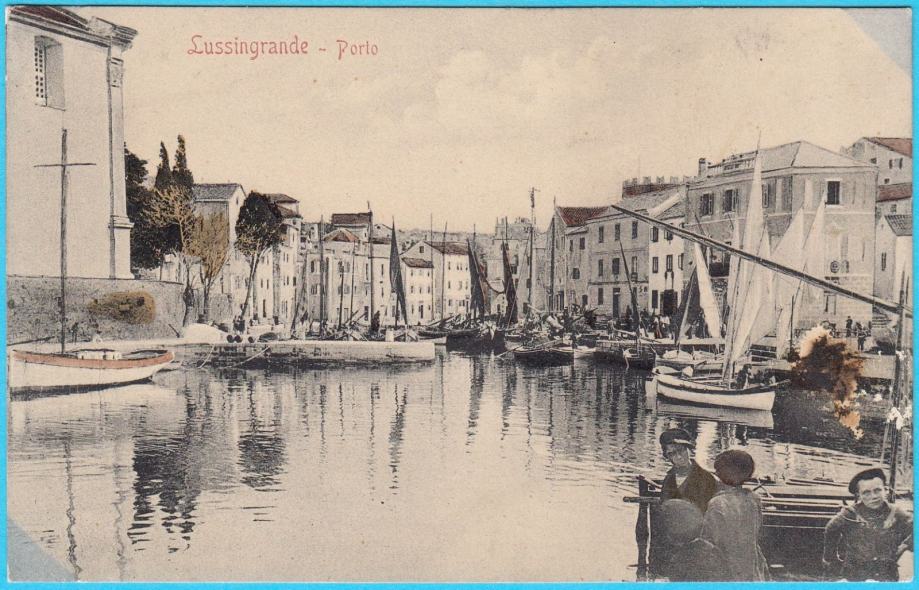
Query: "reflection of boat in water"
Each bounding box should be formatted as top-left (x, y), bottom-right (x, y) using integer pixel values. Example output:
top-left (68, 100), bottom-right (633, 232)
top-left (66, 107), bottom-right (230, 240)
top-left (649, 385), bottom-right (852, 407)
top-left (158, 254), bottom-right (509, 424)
top-left (9, 348), bottom-right (174, 393)
top-left (655, 398), bottom-right (774, 429)
top-left (572, 345), bottom-right (595, 360)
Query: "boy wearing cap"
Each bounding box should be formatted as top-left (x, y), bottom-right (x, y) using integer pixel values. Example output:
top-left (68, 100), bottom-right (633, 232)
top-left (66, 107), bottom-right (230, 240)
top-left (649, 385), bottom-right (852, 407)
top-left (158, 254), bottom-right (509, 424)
top-left (658, 428), bottom-right (718, 514)
top-left (700, 450), bottom-right (769, 581)
top-left (822, 467), bottom-right (913, 581)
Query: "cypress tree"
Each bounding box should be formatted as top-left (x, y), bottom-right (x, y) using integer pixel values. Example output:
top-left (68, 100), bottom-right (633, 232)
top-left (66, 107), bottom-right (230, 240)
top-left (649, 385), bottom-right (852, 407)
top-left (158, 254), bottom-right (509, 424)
top-left (172, 134), bottom-right (195, 194)
top-left (153, 141), bottom-right (173, 191)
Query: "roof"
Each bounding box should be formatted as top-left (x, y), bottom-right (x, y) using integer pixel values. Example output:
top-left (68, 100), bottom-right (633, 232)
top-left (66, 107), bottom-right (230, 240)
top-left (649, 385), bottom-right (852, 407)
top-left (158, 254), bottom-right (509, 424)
top-left (276, 204), bottom-right (301, 219)
top-left (884, 214), bottom-right (912, 237)
top-left (331, 212), bottom-right (372, 226)
top-left (323, 228), bottom-right (360, 243)
top-left (402, 257), bottom-right (433, 269)
top-left (865, 137), bottom-right (912, 158)
top-left (657, 200), bottom-right (685, 220)
top-left (878, 183), bottom-right (912, 202)
top-left (192, 183), bottom-right (244, 202)
top-left (10, 6), bottom-right (137, 47)
top-left (265, 193), bottom-right (298, 205)
top-left (705, 141), bottom-right (871, 177)
top-left (556, 206), bottom-right (609, 227)
top-left (427, 241), bottom-right (470, 256)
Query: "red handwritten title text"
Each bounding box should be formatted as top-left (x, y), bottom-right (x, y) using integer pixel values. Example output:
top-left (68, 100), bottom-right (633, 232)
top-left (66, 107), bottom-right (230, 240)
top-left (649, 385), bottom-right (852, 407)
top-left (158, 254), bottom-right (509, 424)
top-left (187, 35), bottom-right (379, 61)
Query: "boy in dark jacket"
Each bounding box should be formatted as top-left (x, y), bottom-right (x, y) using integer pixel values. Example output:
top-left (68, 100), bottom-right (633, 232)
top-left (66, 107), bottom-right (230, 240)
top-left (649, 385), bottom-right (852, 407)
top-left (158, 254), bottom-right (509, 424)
top-left (823, 467), bottom-right (913, 581)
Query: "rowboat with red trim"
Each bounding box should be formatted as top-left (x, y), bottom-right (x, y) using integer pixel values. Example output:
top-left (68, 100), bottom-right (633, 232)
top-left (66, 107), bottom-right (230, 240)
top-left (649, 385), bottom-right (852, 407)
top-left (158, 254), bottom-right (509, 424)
top-left (9, 348), bottom-right (175, 392)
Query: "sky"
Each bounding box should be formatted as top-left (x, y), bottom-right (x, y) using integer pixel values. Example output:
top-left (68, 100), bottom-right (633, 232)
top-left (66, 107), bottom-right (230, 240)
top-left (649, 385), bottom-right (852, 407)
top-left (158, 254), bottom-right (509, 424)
top-left (76, 7), bottom-right (911, 232)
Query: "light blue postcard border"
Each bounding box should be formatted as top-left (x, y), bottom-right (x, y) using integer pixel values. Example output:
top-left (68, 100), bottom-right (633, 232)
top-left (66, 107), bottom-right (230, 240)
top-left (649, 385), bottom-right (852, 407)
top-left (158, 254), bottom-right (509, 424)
top-left (0, 1), bottom-right (916, 589)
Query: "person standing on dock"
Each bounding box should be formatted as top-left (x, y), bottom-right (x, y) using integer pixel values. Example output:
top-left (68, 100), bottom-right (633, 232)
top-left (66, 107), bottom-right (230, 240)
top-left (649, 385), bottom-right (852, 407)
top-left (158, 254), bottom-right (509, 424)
top-left (700, 450), bottom-right (769, 581)
top-left (822, 467), bottom-right (913, 581)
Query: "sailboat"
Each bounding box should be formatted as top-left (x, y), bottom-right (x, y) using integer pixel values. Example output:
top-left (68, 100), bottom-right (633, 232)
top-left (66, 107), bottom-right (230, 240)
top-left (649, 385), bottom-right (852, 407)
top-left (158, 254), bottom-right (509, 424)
top-left (9, 129), bottom-right (174, 392)
top-left (646, 149), bottom-right (785, 410)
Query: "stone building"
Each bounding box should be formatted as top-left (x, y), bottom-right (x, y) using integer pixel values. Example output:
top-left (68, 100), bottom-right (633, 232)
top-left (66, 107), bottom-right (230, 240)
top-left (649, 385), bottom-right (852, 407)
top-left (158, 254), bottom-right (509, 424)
top-left (686, 141), bottom-right (877, 332)
top-left (402, 241), bottom-right (472, 321)
top-left (581, 187), bottom-right (679, 320)
top-left (485, 217), bottom-right (546, 316)
top-left (7, 6), bottom-right (136, 279)
top-left (401, 257), bottom-right (434, 325)
top-left (874, 214), bottom-right (912, 304)
top-left (548, 206), bottom-right (608, 312)
top-left (844, 137), bottom-right (912, 217)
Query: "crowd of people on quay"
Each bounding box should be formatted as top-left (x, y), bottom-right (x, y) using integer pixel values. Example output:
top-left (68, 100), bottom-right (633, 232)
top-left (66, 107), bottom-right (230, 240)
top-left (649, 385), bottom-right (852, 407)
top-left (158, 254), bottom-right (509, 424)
top-left (651, 428), bottom-right (912, 582)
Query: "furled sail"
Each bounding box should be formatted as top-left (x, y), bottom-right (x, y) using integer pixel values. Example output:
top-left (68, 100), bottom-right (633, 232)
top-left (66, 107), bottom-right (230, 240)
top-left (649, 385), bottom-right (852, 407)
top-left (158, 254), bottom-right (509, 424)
top-left (467, 240), bottom-right (488, 319)
top-left (501, 241), bottom-right (518, 327)
top-left (389, 224), bottom-right (409, 326)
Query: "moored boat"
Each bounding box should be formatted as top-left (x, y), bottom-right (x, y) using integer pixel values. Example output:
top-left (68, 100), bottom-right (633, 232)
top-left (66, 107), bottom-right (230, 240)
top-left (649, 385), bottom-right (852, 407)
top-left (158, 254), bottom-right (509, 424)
top-left (512, 342), bottom-right (574, 365)
top-left (654, 372), bottom-right (781, 411)
top-left (9, 348), bottom-right (175, 392)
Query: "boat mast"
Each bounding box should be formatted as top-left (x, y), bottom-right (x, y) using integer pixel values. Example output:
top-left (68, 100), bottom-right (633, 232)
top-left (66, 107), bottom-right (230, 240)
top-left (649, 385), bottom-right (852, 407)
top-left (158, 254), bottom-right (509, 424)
top-left (440, 222), bottom-right (447, 322)
top-left (319, 215), bottom-right (326, 337)
top-left (368, 202), bottom-right (375, 325)
top-left (619, 241), bottom-right (640, 338)
top-left (34, 130), bottom-right (95, 353)
top-left (549, 198), bottom-right (556, 313)
top-left (887, 274), bottom-right (910, 501)
top-left (429, 214), bottom-right (434, 322)
top-left (338, 260), bottom-right (345, 329)
top-left (528, 187), bottom-right (536, 311)
top-left (349, 243), bottom-right (356, 328)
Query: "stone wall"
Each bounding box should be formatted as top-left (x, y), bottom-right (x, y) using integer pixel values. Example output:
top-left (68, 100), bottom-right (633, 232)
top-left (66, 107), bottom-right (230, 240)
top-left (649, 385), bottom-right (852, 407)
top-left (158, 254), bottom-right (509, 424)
top-left (7, 275), bottom-right (187, 344)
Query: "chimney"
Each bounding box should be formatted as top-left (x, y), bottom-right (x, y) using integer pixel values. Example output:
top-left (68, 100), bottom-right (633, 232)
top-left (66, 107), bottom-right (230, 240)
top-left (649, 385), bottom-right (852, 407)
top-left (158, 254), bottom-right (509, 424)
top-left (643, 176), bottom-right (651, 185)
top-left (656, 176), bottom-right (665, 184)
top-left (698, 158), bottom-right (708, 177)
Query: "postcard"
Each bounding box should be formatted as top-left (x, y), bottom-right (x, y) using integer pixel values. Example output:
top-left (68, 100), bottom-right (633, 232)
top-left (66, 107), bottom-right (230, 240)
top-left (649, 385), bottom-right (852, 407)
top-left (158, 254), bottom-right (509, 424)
top-left (5, 5), bottom-right (913, 583)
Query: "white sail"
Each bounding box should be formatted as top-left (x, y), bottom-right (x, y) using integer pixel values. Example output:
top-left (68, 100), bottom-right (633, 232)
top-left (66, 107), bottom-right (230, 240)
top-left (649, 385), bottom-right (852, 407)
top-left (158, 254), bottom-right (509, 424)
top-left (725, 151), bottom-right (769, 368)
top-left (693, 242), bottom-right (722, 338)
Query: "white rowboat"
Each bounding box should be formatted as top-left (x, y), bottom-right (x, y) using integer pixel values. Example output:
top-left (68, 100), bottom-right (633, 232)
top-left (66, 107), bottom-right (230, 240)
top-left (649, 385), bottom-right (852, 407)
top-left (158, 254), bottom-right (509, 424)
top-left (9, 348), bottom-right (175, 392)
top-left (654, 372), bottom-right (778, 411)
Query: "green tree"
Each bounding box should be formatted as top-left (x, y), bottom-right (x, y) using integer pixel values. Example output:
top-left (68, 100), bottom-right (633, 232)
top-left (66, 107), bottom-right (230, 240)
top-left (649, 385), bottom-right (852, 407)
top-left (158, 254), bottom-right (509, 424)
top-left (124, 147), bottom-right (164, 271)
top-left (153, 141), bottom-right (173, 191)
top-left (235, 192), bottom-right (284, 320)
top-left (172, 134), bottom-right (195, 195)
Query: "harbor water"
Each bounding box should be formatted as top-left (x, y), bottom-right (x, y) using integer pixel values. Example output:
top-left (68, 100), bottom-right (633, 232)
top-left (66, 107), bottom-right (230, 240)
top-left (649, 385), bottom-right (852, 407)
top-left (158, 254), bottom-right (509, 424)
top-left (7, 350), bottom-right (891, 581)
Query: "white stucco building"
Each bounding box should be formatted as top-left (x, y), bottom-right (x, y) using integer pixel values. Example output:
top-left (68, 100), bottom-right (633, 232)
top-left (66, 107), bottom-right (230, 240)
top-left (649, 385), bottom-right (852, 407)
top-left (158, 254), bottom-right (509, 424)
top-left (7, 6), bottom-right (136, 279)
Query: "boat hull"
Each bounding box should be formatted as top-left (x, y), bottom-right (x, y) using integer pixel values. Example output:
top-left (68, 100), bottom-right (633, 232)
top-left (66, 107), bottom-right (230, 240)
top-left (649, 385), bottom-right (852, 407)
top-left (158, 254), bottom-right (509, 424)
top-left (9, 349), bottom-right (174, 391)
top-left (513, 347), bottom-right (574, 365)
top-left (655, 373), bottom-right (776, 411)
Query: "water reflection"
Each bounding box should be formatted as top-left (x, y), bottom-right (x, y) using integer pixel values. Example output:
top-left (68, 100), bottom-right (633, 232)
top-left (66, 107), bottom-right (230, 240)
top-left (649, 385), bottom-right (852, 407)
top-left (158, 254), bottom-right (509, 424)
top-left (8, 354), bottom-right (889, 581)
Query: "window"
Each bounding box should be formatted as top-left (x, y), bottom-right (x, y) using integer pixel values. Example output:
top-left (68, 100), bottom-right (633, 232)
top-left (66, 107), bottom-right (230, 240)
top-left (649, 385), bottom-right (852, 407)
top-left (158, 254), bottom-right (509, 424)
top-left (678, 253), bottom-right (684, 270)
top-left (34, 37), bottom-right (64, 108)
top-left (598, 288), bottom-right (605, 305)
top-left (598, 259), bottom-right (604, 277)
top-left (569, 240), bottom-right (573, 253)
top-left (781, 177), bottom-right (793, 211)
top-left (762, 181), bottom-right (775, 208)
top-left (631, 221), bottom-right (638, 239)
top-left (310, 261), bottom-right (316, 273)
top-left (420, 246), bottom-right (424, 254)
top-left (652, 257), bottom-right (659, 273)
top-left (826, 181), bottom-right (841, 205)
top-left (666, 254), bottom-right (673, 271)
top-left (447, 262), bottom-right (451, 270)
top-left (824, 293), bottom-right (837, 314)
top-left (579, 237), bottom-right (586, 250)
top-left (614, 224), bottom-right (621, 241)
top-left (700, 193), bottom-right (714, 216)
top-left (665, 230), bottom-right (673, 241)
top-left (631, 256), bottom-right (638, 277)
top-left (572, 268), bottom-right (580, 280)
top-left (889, 159), bottom-right (894, 169)
top-left (881, 252), bottom-right (887, 271)
top-left (899, 158), bottom-right (903, 169)
top-left (598, 226), bottom-right (605, 243)
top-left (651, 227), bottom-right (659, 242)
top-left (612, 258), bottom-right (620, 275)
top-left (652, 290), bottom-right (659, 310)
top-left (723, 189), bottom-right (736, 213)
